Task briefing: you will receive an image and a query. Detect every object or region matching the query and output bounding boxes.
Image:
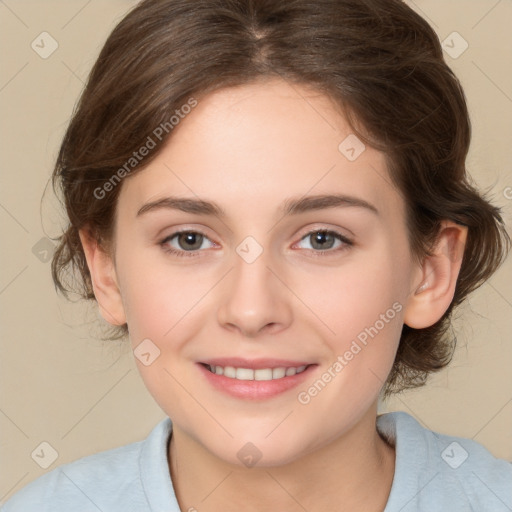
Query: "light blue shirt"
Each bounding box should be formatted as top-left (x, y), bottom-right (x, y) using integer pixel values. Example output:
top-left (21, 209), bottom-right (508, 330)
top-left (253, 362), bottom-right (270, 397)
top-left (2, 411), bottom-right (511, 511)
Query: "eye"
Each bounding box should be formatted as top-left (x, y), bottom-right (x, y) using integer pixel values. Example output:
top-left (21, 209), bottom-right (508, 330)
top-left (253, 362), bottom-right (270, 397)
top-left (294, 229), bottom-right (353, 255)
top-left (160, 228), bottom-right (353, 258)
top-left (160, 230), bottom-right (216, 257)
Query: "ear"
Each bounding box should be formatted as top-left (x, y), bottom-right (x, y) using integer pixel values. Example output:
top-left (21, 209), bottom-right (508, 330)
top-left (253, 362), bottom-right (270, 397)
top-left (403, 220), bottom-right (468, 329)
top-left (79, 227), bottom-right (127, 326)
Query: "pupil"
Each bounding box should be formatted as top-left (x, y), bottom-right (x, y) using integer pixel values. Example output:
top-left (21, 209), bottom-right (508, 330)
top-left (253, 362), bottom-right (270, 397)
top-left (180, 232), bottom-right (202, 250)
top-left (312, 231), bottom-right (333, 250)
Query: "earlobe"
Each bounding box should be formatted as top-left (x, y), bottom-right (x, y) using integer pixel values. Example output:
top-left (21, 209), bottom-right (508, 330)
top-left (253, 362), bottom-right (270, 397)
top-left (403, 221), bottom-right (468, 329)
top-left (78, 228), bottom-right (127, 326)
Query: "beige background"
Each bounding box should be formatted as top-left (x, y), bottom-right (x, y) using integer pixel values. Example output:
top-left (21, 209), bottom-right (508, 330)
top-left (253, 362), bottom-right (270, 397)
top-left (1, 0), bottom-right (511, 503)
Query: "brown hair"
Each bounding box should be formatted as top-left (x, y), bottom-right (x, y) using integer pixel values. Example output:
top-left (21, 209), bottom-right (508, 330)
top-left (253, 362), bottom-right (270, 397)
top-left (50, 0), bottom-right (510, 395)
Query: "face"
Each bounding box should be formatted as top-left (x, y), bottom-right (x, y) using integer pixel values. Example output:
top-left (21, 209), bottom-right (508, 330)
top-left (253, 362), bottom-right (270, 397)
top-left (111, 78), bottom-right (418, 466)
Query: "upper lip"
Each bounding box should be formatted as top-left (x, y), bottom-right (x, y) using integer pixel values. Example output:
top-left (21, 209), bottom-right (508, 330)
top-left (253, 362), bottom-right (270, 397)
top-left (199, 358), bottom-right (314, 369)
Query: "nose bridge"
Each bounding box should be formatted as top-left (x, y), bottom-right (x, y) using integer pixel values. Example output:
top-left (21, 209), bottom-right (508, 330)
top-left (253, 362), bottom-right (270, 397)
top-left (234, 237), bottom-right (273, 291)
top-left (217, 235), bottom-right (291, 336)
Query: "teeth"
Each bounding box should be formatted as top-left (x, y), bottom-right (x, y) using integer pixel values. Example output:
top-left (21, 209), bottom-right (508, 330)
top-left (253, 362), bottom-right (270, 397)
top-left (223, 366), bottom-right (236, 378)
top-left (254, 368), bottom-right (272, 381)
top-left (270, 367), bottom-right (285, 379)
top-left (207, 364), bottom-right (308, 381)
top-left (236, 368), bottom-right (254, 380)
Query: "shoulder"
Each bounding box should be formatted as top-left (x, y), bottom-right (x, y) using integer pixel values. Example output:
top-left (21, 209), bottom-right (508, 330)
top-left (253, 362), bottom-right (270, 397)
top-left (1, 442), bottom-right (144, 512)
top-left (1, 418), bottom-right (173, 512)
top-left (379, 411), bottom-right (512, 512)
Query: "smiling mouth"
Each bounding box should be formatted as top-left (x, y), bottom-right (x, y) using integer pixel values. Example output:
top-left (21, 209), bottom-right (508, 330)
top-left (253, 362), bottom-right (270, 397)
top-left (201, 363), bottom-right (311, 381)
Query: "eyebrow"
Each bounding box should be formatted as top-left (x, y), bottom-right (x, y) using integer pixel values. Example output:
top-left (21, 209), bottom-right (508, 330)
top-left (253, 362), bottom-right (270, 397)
top-left (136, 193), bottom-right (379, 219)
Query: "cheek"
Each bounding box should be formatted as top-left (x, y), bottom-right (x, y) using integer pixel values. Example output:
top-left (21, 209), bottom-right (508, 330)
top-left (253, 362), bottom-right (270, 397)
top-left (117, 257), bottom-right (210, 414)
top-left (295, 266), bottom-right (403, 417)
top-left (293, 249), bottom-right (405, 399)
top-left (117, 251), bottom-right (208, 342)
top-left (298, 252), bottom-right (404, 338)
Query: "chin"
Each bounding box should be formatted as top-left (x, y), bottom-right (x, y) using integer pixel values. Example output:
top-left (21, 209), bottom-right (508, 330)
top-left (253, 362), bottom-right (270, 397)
top-left (206, 431), bottom-right (317, 469)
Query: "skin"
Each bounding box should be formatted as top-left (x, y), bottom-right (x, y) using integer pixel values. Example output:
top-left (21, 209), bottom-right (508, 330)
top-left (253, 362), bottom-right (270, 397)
top-left (80, 78), bottom-right (467, 511)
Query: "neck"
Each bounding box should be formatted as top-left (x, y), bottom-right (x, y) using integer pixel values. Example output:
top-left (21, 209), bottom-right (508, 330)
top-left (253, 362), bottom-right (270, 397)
top-left (168, 403), bottom-right (395, 512)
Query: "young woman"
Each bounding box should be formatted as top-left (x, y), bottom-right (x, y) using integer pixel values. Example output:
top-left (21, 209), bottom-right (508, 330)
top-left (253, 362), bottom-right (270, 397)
top-left (3, 0), bottom-right (511, 511)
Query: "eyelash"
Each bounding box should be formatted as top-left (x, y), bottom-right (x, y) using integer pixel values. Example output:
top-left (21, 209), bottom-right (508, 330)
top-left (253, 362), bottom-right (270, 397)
top-left (159, 228), bottom-right (353, 258)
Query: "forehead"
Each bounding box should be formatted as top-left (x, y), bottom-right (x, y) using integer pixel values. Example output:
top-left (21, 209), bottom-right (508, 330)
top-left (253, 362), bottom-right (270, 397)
top-left (118, 79), bottom-right (403, 222)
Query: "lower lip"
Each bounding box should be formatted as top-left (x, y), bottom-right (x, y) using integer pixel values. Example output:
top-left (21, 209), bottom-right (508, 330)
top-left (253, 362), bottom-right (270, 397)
top-left (197, 363), bottom-right (316, 400)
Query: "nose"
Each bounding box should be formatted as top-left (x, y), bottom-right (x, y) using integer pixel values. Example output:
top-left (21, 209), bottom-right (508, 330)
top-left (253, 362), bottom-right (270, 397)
top-left (216, 244), bottom-right (293, 338)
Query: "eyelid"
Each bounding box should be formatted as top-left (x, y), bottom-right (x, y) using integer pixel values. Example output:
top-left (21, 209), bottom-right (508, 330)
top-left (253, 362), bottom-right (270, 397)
top-left (296, 223), bottom-right (353, 240)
